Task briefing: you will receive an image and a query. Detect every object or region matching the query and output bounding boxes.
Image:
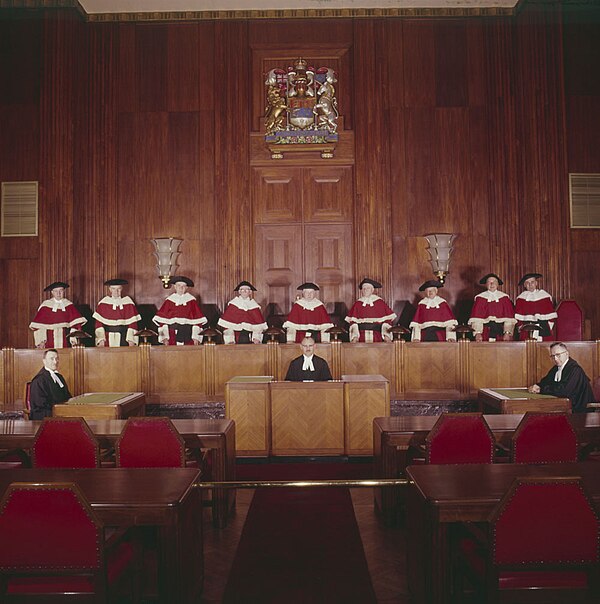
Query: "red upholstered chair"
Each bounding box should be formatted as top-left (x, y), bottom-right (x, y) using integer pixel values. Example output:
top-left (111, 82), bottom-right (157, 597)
top-left (116, 417), bottom-right (186, 468)
top-left (511, 412), bottom-right (578, 464)
top-left (455, 477), bottom-right (600, 603)
top-left (425, 413), bottom-right (495, 464)
top-left (31, 417), bottom-right (100, 468)
top-left (0, 482), bottom-right (139, 602)
top-left (555, 300), bottom-right (583, 342)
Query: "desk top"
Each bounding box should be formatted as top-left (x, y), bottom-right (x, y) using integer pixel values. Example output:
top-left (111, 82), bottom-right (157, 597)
top-left (67, 392), bottom-right (139, 405)
top-left (406, 463), bottom-right (600, 520)
top-left (479, 387), bottom-right (561, 401)
top-left (0, 467), bottom-right (200, 511)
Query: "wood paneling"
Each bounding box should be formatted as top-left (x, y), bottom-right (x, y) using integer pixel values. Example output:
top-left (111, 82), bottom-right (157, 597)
top-left (340, 343), bottom-right (396, 395)
top-left (253, 167), bottom-right (303, 223)
top-left (82, 347), bottom-right (141, 393)
top-left (468, 342), bottom-right (527, 393)
top-left (304, 166), bottom-right (353, 222)
top-left (403, 342), bottom-right (461, 398)
top-left (214, 344), bottom-right (270, 396)
top-left (148, 346), bottom-right (207, 401)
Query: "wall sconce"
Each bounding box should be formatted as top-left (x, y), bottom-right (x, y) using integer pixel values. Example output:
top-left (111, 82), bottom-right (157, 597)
top-left (423, 233), bottom-right (456, 284)
top-left (151, 237), bottom-right (183, 288)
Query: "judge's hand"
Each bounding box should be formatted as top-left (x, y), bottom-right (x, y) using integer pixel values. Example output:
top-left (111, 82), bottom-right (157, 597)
top-left (350, 336), bottom-right (359, 343)
top-left (412, 339), bottom-right (421, 343)
top-left (383, 335), bottom-right (392, 343)
top-left (528, 384), bottom-right (541, 394)
top-left (503, 333), bottom-right (512, 342)
top-left (127, 341), bottom-right (135, 346)
top-left (36, 341), bottom-right (47, 349)
top-left (96, 339), bottom-right (106, 347)
top-left (475, 333), bottom-right (483, 342)
top-left (252, 338), bottom-right (262, 344)
top-left (193, 339), bottom-right (201, 346)
top-left (161, 339), bottom-right (170, 346)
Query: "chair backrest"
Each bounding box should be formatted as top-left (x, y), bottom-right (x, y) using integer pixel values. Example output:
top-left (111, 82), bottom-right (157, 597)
top-left (511, 412), bottom-right (578, 463)
top-left (555, 300), bottom-right (583, 342)
top-left (493, 477), bottom-right (599, 566)
top-left (426, 413), bottom-right (495, 464)
top-left (0, 482), bottom-right (101, 572)
top-left (32, 418), bottom-right (100, 468)
top-left (116, 417), bottom-right (185, 468)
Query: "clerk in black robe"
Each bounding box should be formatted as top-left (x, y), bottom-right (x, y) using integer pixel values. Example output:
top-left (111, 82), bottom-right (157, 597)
top-left (285, 337), bottom-right (332, 382)
top-left (529, 342), bottom-right (595, 413)
top-left (29, 349), bottom-right (72, 419)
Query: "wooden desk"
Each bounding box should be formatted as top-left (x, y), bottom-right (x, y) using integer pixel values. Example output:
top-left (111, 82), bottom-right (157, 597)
top-left (53, 392), bottom-right (146, 419)
top-left (0, 468), bottom-right (202, 604)
top-left (0, 418), bottom-right (235, 528)
top-left (406, 463), bottom-right (600, 604)
top-left (373, 414), bottom-right (600, 524)
top-left (478, 387), bottom-right (571, 414)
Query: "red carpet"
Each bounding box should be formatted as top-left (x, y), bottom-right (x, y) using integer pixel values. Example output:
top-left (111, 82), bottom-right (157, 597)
top-left (223, 462), bottom-right (376, 604)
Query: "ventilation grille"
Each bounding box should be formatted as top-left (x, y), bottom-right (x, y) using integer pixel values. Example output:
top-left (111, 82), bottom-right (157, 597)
top-left (1, 181), bottom-right (38, 237)
top-left (570, 173), bottom-right (600, 228)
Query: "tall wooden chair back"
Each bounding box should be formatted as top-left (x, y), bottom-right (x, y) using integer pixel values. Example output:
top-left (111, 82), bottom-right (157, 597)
top-left (426, 413), bottom-right (495, 464)
top-left (116, 417), bottom-right (185, 468)
top-left (32, 417), bottom-right (100, 468)
top-left (511, 412), bottom-right (577, 464)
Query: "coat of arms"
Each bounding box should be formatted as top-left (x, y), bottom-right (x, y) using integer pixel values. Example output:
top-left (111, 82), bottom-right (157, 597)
top-left (264, 58), bottom-right (339, 159)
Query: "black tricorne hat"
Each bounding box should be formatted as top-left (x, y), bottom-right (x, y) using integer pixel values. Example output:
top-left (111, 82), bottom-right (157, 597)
top-left (169, 276), bottom-right (194, 287)
top-left (479, 273), bottom-right (503, 286)
top-left (359, 278), bottom-right (383, 289)
top-left (518, 273), bottom-right (542, 286)
top-left (44, 281), bottom-right (69, 292)
top-left (419, 280), bottom-right (443, 292)
top-left (297, 282), bottom-right (319, 291)
top-left (234, 281), bottom-right (257, 291)
top-left (104, 278), bottom-right (128, 286)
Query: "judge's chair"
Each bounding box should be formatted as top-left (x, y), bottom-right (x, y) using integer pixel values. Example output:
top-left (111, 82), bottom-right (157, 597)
top-left (555, 300), bottom-right (584, 341)
top-left (0, 482), bottom-right (139, 602)
top-left (32, 417), bottom-right (100, 468)
top-left (511, 412), bottom-right (578, 464)
top-left (454, 477), bottom-right (600, 603)
top-left (116, 417), bottom-right (187, 468)
top-left (424, 413), bottom-right (495, 464)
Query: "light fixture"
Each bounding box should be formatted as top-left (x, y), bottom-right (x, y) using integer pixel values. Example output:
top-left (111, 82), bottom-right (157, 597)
top-left (423, 233), bottom-right (456, 284)
top-left (151, 237), bottom-right (183, 288)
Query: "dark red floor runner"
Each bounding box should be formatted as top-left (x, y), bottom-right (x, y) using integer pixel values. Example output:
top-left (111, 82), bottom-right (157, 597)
top-left (223, 463), bottom-right (376, 604)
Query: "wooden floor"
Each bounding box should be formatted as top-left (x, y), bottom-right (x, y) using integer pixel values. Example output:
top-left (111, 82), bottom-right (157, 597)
top-left (199, 488), bottom-right (409, 603)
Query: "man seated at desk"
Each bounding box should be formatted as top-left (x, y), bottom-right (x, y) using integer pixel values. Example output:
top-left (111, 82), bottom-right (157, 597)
top-left (29, 349), bottom-right (72, 419)
top-left (285, 337), bottom-right (332, 382)
top-left (528, 342), bottom-right (595, 413)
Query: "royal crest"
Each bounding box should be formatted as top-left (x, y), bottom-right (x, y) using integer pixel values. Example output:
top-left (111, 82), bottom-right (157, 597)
top-left (264, 58), bottom-right (339, 159)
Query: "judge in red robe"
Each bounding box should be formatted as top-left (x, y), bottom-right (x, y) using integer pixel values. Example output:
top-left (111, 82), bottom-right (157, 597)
top-left (29, 281), bottom-right (86, 349)
top-left (218, 281), bottom-right (267, 344)
top-left (153, 276), bottom-right (207, 345)
top-left (514, 273), bottom-right (557, 342)
top-left (409, 280), bottom-right (458, 342)
top-left (93, 278), bottom-right (141, 347)
top-left (468, 273), bottom-right (516, 342)
top-left (345, 278), bottom-right (396, 343)
top-left (283, 282), bottom-right (334, 343)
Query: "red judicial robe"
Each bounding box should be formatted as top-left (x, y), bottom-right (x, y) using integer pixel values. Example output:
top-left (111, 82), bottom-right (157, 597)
top-left (93, 296), bottom-right (141, 347)
top-left (468, 291), bottom-right (516, 341)
top-left (283, 298), bottom-right (334, 343)
top-left (345, 296), bottom-right (397, 342)
top-left (409, 296), bottom-right (457, 342)
top-left (153, 293), bottom-right (207, 345)
top-left (514, 289), bottom-right (557, 341)
top-left (29, 299), bottom-right (86, 348)
top-left (218, 297), bottom-right (268, 343)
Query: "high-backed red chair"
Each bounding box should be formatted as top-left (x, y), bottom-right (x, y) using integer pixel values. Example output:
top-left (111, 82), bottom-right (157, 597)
top-left (0, 482), bottom-right (139, 602)
top-left (425, 413), bottom-right (495, 464)
top-left (511, 412), bottom-right (578, 464)
top-left (455, 477), bottom-right (600, 602)
top-left (32, 417), bottom-right (100, 468)
top-left (555, 300), bottom-right (583, 342)
top-left (116, 417), bottom-right (186, 468)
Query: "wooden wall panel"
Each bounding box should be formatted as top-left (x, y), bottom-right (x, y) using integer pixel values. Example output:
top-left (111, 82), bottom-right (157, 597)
top-left (304, 166), bottom-right (353, 222)
top-left (340, 343), bottom-right (396, 395)
top-left (214, 345), bottom-right (270, 396)
top-left (468, 342), bottom-right (527, 393)
top-left (403, 342), bottom-right (461, 398)
top-left (253, 167), bottom-right (303, 223)
top-left (254, 224), bottom-right (303, 312)
top-left (148, 346), bottom-right (207, 401)
top-left (82, 348), bottom-right (141, 392)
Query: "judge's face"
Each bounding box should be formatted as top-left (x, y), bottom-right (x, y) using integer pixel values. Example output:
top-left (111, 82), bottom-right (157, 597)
top-left (361, 284), bottom-right (375, 298)
top-left (523, 277), bottom-right (538, 292)
top-left (302, 289), bottom-right (316, 301)
top-left (51, 287), bottom-right (65, 300)
top-left (108, 285), bottom-right (123, 298)
top-left (238, 286), bottom-right (252, 299)
top-left (424, 287), bottom-right (438, 299)
top-left (549, 346), bottom-right (569, 367)
top-left (486, 277), bottom-right (499, 292)
top-left (300, 338), bottom-right (315, 356)
top-left (43, 351), bottom-right (59, 371)
top-left (173, 282), bottom-right (188, 296)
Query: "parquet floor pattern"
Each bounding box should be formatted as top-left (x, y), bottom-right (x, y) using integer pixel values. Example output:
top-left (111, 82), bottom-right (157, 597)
top-left (199, 487), bottom-right (409, 603)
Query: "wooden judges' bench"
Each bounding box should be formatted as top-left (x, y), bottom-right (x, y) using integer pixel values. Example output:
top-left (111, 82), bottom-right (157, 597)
top-left (1, 341), bottom-right (599, 412)
top-left (225, 375), bottom-right (390, 456)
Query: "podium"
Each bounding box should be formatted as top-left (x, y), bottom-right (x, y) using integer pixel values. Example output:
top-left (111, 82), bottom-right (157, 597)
top-left (226, 375), bottom-right (389, 457)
